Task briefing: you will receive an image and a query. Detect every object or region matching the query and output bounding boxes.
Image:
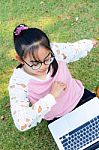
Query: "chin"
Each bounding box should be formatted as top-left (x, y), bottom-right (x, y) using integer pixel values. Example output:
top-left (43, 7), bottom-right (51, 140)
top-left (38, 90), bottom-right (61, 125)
top-left (39, 68), bottom-right (48, 72)
top-left (38, 70), bottom-right (46, 74)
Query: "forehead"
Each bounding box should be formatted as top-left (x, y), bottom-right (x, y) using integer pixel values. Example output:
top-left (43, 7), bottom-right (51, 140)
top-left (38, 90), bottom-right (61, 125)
top-left (27, 46), bottom-right (51, 61)
top-left (37, 46), bottom-right (50, 57)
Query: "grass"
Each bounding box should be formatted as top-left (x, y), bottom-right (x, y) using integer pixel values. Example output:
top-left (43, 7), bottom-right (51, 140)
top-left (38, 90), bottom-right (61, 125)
top-left (0, 0), bottom-right (99, 150)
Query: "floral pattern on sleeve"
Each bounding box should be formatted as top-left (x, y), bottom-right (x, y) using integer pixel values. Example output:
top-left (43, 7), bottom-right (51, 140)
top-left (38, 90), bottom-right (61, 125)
top-left (51, 39), bottom-right (93, 63)
top-left (8, 73), bottom-right (56, 131)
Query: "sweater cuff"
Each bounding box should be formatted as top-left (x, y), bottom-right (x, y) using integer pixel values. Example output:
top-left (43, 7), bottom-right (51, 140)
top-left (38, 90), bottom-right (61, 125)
top-left (44, 94), bottom-right (56, 107)
top-left (86, 39), bottom-right (94, 52)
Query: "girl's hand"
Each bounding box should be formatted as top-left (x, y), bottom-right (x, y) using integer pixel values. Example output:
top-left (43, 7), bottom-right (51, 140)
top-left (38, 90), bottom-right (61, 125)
top-left (92, 38), bottom-right (99, 48)
top-left (96, 86), bottom-right (99, 98)
top-left (50, 81), bottom-right (66, 99)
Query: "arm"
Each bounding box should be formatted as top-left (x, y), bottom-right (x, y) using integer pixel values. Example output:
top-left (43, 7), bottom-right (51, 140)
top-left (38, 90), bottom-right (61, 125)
top-left (51, 39), bottom-right (95, 63)
top-left (8, 76), bottom-right (56, 132)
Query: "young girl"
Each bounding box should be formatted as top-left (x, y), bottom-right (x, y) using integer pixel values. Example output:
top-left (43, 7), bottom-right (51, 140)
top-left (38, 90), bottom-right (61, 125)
top-left (8, 24), bottom-right (98, 132)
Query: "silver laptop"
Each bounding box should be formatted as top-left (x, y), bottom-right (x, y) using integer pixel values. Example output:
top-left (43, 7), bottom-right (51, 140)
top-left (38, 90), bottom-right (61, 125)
top-left (48, 97), bottom-right (99, 150)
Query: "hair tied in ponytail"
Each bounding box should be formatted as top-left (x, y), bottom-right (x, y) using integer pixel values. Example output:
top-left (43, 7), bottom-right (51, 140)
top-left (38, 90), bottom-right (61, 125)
top-left (14, 24), bottom-right (29, 36)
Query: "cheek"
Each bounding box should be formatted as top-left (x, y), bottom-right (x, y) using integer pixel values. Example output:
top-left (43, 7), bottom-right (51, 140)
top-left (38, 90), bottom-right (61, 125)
top-left (33, 70), bottom-right (39, 73)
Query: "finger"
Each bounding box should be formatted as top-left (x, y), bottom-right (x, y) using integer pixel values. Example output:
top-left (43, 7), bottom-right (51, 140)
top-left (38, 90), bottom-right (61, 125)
top-left (59, 82), bottom-right (65, 85)
top-left (63, 87), bottom-right (66, 91)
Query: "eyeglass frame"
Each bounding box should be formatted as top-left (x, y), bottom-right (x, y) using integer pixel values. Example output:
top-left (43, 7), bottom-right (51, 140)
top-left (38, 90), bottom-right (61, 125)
top-left (22, 51), bottom-right (55, 70)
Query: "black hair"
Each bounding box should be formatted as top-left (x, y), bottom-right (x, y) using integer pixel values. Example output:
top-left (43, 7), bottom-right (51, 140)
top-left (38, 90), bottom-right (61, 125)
top-left (13, 24), bottom-right (58, 77)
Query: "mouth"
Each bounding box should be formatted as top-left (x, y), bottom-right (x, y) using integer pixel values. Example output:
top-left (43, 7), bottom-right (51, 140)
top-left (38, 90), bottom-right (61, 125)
top-left (38, 70), bottom-right (46, 72)
top-left (38, 69), bottom-right (48, 73)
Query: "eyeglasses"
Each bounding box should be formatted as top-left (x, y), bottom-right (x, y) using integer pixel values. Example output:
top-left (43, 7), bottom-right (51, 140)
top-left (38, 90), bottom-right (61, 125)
top-left (23, 52), bottom-right (55, 70)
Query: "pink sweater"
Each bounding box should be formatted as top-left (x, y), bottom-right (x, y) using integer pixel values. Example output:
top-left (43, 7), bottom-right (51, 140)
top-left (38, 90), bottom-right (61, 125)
top-left (28, 61), bottom-right (84, 120)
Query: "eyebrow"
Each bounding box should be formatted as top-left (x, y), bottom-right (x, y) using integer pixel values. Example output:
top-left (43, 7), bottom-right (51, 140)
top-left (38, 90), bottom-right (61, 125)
top-left (30, 52), bottom-right (51, 63)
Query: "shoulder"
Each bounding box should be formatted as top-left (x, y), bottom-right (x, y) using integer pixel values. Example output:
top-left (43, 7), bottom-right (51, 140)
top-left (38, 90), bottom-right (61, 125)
top-left (9, 68), bottom-right (30, 85)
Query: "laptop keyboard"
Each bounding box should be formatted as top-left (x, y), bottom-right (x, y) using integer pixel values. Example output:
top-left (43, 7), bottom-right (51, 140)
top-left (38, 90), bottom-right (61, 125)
top-left (59, 115), bottom-right (99, 150)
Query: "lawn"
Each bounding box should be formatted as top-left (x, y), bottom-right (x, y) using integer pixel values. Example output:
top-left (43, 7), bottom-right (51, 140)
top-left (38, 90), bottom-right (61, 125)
top-left (0, 0), bottom-right (99, 150)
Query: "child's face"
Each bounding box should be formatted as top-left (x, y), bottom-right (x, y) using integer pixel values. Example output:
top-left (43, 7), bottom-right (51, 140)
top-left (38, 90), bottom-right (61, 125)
top-left (23, 46), bottom-right (53, 77)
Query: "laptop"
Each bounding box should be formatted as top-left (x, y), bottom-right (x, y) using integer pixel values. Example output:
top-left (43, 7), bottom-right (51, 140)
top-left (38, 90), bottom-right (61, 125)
top-left (48, 97), bottom-right (99, 150)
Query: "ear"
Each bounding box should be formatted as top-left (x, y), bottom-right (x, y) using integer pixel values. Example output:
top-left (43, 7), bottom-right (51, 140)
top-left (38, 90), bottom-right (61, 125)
top-left (15, 54), bottom-right (24, 64)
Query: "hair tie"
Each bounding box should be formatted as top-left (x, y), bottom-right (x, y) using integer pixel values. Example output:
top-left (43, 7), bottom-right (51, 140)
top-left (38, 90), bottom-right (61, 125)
top-left (14, 25), bottom-right (29, 36)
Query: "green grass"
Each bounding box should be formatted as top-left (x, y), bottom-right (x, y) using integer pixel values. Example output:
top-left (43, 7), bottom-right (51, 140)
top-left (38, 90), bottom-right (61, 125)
top-left (0, 0), bottom-right (99, 149)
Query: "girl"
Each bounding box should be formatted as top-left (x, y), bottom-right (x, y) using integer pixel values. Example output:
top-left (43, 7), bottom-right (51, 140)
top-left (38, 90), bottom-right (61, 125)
top-left (8, 24), bottom-right (98, 131)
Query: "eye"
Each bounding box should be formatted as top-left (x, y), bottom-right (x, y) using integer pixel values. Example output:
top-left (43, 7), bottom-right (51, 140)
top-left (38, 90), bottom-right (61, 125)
top-left (30, 61), bottom-right (39, 66)
top-left (45, 57), bottom-right (51, 62)
top-left (45, 57), bottom-right (50, 61)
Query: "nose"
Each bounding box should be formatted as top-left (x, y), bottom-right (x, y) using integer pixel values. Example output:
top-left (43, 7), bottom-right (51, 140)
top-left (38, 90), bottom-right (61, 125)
top-left (40, 62), bottom-right (47, 70)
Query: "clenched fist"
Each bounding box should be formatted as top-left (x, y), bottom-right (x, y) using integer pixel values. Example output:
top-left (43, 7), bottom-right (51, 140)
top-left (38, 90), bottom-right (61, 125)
top-left (50, 81), bottom-right (66, 99)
